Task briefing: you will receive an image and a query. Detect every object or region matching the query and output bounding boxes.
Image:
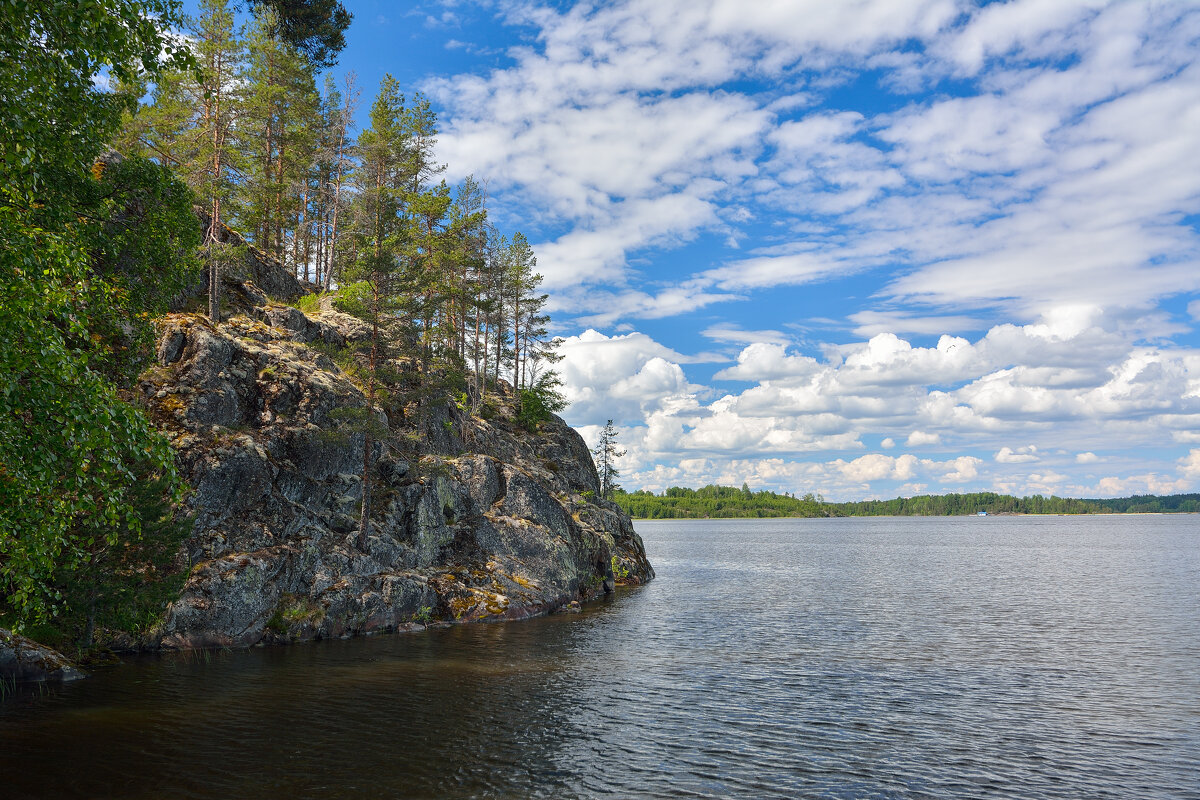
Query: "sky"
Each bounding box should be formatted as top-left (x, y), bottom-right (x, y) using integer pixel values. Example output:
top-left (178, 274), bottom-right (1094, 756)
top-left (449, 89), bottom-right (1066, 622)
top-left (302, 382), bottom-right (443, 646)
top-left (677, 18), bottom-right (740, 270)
top-left (199, 0), bottom-right (1200, 501)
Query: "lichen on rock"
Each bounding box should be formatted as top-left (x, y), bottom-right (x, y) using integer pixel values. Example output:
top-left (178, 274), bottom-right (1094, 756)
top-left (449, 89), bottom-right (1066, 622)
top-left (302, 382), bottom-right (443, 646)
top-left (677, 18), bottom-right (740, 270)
top-left (136, 277), bottom-right (652, 649)
top-left (0, 629), bottom-right (87, 683)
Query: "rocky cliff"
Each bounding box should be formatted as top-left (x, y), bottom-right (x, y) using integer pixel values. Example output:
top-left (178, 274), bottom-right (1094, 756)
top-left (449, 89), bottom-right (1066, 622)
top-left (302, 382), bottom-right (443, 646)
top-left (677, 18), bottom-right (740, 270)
top-left (135, 279), bottom-right (652, 649)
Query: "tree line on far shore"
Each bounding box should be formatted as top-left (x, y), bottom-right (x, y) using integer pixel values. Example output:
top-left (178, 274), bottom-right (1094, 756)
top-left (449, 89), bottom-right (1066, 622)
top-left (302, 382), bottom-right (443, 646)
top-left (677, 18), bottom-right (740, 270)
top-left (613, 485), bottom-right (1200, 519)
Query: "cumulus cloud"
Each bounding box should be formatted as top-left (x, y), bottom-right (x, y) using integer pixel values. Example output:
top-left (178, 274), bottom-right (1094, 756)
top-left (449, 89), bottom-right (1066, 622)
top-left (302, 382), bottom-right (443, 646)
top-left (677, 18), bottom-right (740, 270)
top-left (1095, 474), bottom-right (1192, 497)
top-left (1179, 449), bottom-right (1200, 478)
top-left (712, 342), bottom-right (821, 382)
top-left (424, 0), bottom-right (1200, 497)
top-left (940, 456), bottom-right (983, 483)
top-left (907, 430), bottom-right (942, 447)
top-left (556, 315), bottom-right (1200, 497)
top-left (995, 445), bottom-right (1039, 464)
top-left (556, 330), bottom-right (705, 425)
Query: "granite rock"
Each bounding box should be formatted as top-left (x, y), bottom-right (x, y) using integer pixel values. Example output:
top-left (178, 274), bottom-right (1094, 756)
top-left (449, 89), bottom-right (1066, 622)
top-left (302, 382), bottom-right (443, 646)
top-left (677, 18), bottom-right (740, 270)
top-left (138, 302), bottom-right (653, 649)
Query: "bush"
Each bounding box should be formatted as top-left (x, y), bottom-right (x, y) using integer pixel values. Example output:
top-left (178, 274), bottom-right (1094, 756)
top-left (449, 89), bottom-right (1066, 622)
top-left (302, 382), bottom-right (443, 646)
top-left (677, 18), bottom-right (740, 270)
top-left (516, 372), bottom-right (567, 430)
top-left (295, 292), bottom-right (322, 315)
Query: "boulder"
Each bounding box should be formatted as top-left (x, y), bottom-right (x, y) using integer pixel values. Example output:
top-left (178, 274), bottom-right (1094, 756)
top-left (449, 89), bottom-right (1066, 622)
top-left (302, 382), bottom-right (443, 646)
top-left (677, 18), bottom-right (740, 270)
top-left (0, 630), bottom-right (86, 683)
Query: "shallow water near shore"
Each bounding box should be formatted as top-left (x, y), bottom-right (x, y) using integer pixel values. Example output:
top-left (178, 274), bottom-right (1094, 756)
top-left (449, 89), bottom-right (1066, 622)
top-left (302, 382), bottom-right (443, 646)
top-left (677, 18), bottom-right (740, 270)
top-left (3, 515), bottom-right (1198, 799)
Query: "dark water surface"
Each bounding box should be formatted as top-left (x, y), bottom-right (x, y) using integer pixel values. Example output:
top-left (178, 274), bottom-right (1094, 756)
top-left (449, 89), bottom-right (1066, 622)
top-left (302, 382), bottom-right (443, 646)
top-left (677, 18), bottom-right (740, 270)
top-left (3, 515), bottom-right (1198, 799)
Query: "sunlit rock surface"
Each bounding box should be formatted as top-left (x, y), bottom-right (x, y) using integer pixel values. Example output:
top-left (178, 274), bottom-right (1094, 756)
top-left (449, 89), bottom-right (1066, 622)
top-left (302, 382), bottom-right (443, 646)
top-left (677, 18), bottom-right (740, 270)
top-left (138, 272), bottom-right (652, 649)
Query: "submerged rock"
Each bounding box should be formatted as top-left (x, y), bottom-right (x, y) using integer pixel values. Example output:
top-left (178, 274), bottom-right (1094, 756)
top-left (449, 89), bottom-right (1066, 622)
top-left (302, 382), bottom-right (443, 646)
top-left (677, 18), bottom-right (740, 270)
top-left (137, 299), bottom-right (653, 649)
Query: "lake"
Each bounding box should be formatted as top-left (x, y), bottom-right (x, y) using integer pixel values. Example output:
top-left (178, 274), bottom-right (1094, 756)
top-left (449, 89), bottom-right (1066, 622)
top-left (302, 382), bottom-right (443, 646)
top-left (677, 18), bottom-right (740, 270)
top-left (2, 515), bottom-right (1198, 799)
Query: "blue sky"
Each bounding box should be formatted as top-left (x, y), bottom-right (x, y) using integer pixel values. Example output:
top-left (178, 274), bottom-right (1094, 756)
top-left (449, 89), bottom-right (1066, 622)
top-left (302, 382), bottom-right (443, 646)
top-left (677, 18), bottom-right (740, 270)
top-left (197, 0), bottom-right (1200, 500)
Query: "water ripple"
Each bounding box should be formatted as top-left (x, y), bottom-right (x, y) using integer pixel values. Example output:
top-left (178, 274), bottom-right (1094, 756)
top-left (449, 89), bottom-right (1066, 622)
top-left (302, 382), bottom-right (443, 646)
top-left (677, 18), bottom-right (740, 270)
top-left (2, 515), bottom-right (1198, 798)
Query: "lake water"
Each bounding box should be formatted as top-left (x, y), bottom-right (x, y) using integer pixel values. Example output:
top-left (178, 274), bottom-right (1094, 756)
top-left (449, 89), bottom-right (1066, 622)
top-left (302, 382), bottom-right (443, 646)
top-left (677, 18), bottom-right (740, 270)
top-left (2, 515), bottom-right (1198, 799)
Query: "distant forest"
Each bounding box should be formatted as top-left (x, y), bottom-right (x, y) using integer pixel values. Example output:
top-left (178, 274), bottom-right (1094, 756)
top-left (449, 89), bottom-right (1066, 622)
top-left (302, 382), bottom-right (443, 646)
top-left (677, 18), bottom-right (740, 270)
top-left (612, 485), bottom-right (1200, 519)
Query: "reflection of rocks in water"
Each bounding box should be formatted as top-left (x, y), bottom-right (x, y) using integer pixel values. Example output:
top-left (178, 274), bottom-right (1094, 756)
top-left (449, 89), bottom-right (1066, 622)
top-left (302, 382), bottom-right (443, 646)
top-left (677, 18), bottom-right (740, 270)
top-left (137, 274), bottom-right (652, 650)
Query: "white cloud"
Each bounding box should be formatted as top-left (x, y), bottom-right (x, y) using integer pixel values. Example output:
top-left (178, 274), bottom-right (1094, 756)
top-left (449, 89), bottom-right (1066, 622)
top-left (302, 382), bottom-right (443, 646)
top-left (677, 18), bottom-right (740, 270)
top-left (849, 310), bottom-right (985, 338)
top-left (907, 430), bottom-right (942, 447)
top-left (1095, 474), bottom-right (1191, 497)
top-left (557, 330), bottom-right (704, 424)
top-left (940, 456), bottom-right (982, 483)
top-left (429, 0), bottom-right (1200, 319)
top-left (556, 315), bottom-right (1200, 497)
top-left (424, 0), bottom-right (1200, 497)
top-left (1179, 449), bottom-right (1200, 478)
top-left (835, 453), bottom-right (920, 483)
top-left (712, 342), bottom-right (820, 382)
top-left (563, 280), bottom-right (742, 327)
top-left (702, 326), bottom-right (791, 347)
top-left (995, 445), bottom-right (1039, 463)
top-left (700, 252), bottom-right (853, 292)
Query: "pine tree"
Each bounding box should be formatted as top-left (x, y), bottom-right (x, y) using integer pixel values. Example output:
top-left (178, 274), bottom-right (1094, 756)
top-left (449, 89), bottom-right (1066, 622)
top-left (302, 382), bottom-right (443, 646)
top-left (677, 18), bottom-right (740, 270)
top-left (339, 75), bottom-right (409, 549)
top-left (448, 177), bottom-right (491, 410)
top-left (192, 0), bottom-right (244, 320)
top-left (241, 11), bottom-right (319, 270)
top-left (247, 0), bottom-right (353, 69)
top-left (506, 232), bottom-right (537, 392)
top-left (592, 420), bottom-right (626, 500)
top-left (316, 72), bottom-right (358, 290)
top-left (120, 0), bottom-right (244, 321)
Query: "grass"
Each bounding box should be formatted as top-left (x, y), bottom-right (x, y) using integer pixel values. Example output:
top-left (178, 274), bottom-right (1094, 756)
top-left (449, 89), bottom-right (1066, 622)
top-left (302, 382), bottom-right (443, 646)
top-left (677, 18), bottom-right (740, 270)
top-left (292, 292), bottom-right (323, 316)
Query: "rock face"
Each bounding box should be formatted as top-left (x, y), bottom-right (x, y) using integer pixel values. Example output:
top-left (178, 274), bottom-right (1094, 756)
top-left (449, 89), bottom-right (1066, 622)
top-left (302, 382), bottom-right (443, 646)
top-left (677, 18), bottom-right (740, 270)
top-left (171, 213), bottom-right (308, 311)
top-left (0, 630), bottom-right (86, 682)
top-left (138, 298), bottom-right (653, 648)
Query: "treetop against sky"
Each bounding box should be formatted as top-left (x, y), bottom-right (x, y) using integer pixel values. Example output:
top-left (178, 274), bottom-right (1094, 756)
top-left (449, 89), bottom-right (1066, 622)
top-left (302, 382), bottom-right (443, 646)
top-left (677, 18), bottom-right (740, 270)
top-left (180, 0), bottom-right (1200, 501)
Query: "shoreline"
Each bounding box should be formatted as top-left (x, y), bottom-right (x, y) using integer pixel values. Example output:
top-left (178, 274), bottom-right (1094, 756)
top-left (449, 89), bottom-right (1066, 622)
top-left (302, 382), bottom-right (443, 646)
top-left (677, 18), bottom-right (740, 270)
top-left (629, 510), bottom-right (1200, 521)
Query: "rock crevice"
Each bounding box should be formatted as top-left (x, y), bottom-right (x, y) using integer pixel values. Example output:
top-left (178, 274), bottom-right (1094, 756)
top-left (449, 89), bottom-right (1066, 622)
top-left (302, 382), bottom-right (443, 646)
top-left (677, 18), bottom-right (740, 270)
top-left (138, 300), bottom-right (652, 649)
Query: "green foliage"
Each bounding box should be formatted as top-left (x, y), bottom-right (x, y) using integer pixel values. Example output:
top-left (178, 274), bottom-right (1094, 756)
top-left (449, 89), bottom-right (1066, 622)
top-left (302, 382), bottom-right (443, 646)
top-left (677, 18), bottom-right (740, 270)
top-left (0, 0), bottom-right (192, 208)
top-left (247, 0), bottom-right (352, 69)
top-left (610, 555), bottom-right (630, 581)
top-left (613, 485), bottom-right (829, 519)
top-left (517, 372), bottom-right (567, 430)
top-left (57, 464), bottom-right (192, 645)
top-left (0, 1), bottom-right (192, 637)
top-left (612, 486), bottom-right (1109, 519)
top-left (835, 492), bottom-right (1101, 517)
top-left (592, 420), bottom-right (624, 500)
top-left (76, 154), bottom-right (203, 381)
top-left (266, 592), bottom-right (325, 634)
top-left (1083, 493), bottom-right (1200, 513)
top-left (294, 292), bottom-right (323, 315)
top-left (0, 210), bottom-right (185, 631)
top-left (241, 9), bottom-right (319, 260)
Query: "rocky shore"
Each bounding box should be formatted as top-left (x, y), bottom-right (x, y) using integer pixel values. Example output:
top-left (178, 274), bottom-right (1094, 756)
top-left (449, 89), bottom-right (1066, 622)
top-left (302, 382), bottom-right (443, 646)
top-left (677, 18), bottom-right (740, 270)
top-left (1, 248), bottom-right (652, 680)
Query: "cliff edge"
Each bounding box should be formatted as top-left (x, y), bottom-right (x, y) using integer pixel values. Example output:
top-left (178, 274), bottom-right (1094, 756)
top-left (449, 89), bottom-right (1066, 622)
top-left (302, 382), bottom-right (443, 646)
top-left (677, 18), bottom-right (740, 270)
top-left (135, 286), bottom-right (652, 648)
